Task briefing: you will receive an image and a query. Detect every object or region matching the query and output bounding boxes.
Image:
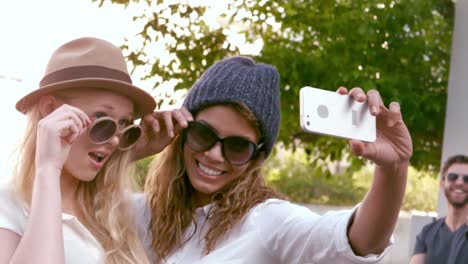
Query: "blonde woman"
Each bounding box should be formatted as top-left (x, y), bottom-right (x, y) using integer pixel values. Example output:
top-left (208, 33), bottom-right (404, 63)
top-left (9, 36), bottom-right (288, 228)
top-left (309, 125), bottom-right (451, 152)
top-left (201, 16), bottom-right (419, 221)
top-left (137, 56), bottom-right (413, 263)
top-left (0, 37), bottom-right (186, 264)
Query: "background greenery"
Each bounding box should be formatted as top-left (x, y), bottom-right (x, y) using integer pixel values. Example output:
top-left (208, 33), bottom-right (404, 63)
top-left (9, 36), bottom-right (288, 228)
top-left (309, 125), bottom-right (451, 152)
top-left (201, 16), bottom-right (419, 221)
top-left (97, 0), bottom-right (453, 211)
top-left (264, 147), bottom-right (438, 211)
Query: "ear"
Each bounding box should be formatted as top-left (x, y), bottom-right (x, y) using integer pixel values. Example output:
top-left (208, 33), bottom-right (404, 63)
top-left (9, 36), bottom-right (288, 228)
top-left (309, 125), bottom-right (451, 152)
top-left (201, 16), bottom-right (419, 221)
top-left (439, 175), bottom-right (445, 188)
top-left (38, 95), bottom-right (61, 118)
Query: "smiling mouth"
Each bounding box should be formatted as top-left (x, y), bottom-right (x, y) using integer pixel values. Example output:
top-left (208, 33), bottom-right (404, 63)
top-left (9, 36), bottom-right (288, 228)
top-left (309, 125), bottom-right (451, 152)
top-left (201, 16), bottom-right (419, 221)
top-left (198, 162), bottom-right (223, 176)
top-left (89, 152), bottom-right (105, 163)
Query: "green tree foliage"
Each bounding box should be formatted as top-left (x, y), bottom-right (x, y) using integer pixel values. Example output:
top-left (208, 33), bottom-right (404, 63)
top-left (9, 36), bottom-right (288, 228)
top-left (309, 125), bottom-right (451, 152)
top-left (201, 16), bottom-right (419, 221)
top-left (264, 147), bottom-right (366, 205)
top-left (95, 0), bottom-right (454, 172)
top-left (133, 156), bottom-right (153, 188)
top-left (264, 147), bottom-right (438, 211)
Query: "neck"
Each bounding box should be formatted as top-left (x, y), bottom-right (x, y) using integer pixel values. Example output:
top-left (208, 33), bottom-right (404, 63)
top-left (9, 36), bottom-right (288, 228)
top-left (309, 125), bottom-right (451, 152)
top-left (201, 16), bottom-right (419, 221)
top-left (445, 204), bottom-right (468, 231)
top-left (194, 192), bottom-right (212, 208)
top-left (60, 170), bottom-right (81, 216)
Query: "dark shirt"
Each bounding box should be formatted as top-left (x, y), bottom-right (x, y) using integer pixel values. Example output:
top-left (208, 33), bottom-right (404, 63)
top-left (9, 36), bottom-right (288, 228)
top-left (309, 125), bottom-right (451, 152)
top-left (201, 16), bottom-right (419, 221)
top-left (413, 217), bottom-right (468, 264)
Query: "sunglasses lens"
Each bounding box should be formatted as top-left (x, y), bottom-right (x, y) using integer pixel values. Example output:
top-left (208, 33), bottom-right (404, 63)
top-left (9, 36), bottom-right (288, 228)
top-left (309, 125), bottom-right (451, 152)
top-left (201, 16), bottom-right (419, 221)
top-left (186, 123), bottom-right (217, 152)
top-left (89, 119), bottom-right (117, 143)
top-left (447, 173), bottom-right (460, 182)
top-left (224, 138), bottom-right (256, 165)
top-left (120, 126), bottom-right (142, 149)
top-left (185, 121), bottom-right (259, 165)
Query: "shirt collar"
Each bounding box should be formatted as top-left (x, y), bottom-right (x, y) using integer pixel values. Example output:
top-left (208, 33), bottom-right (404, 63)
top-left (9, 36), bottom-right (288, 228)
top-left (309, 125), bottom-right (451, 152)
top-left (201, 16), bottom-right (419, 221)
top-left (195, 202), bottom-right (218, 218)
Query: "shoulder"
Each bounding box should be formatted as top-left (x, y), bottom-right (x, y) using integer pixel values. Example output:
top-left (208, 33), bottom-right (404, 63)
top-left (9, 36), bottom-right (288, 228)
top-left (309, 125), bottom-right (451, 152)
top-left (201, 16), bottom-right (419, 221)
top-left (128, 192), bottom-right (155, 261)
top-left (248, 199), bottom-right (321, 224)
top-left (417, 217), bottom-right (444, 241)
top-left (0, 183), bottom-right (27, 235)
top-left (251, 199), bottom-right (353, 220)
top-left (128, 192), bottom-right (151, 234)
top-left (129, 192), bottom-right (148, 212)
top-left (129, 192), bottom-right (150, 223)
top-left (421, 217), bottom-right (444, 233)
top-left (0, 183), bottom-right (24, 211)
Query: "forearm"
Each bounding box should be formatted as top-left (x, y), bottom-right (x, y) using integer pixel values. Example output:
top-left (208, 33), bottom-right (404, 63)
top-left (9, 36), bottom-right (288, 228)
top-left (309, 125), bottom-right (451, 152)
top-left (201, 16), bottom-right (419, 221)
top-left (10, 167), bottom-right (65, 264)
top-left (348, 162), bottom-right (408, 255)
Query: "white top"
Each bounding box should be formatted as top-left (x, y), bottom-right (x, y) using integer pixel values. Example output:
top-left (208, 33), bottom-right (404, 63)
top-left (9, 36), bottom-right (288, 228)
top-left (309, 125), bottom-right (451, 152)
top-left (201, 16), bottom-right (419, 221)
top-left (0, 184), bottom-right (105, 264)
top-left (133, 195), bottom-right (393, 264)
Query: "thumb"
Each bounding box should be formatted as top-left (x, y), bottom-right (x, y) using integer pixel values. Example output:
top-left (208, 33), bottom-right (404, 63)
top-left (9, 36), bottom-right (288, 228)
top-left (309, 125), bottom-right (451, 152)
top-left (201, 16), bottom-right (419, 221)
top-left (349, 140), bottom-right (376, 160)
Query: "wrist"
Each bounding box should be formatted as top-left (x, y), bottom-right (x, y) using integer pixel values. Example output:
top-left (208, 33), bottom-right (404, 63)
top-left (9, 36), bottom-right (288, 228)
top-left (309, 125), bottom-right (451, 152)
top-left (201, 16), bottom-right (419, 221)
top-left (375, 161), bottom-right (409, 182)
top-left (376, 160), bottom-right (409, 170)
top-left (35, 165), bottom-right (62, 179)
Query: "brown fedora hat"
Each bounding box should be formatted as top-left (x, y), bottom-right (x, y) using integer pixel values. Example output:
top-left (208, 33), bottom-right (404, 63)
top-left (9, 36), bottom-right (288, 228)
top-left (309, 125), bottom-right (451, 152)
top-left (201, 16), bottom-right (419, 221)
top-left (15, 37), bottom-right (156, 117)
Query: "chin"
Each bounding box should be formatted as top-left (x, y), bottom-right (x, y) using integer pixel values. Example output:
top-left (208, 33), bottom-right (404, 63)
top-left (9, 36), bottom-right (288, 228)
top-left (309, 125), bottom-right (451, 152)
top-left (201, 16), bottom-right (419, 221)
top-left (68, 168), bottom-right (99, 182)
top-left (189, 178), bottom-right (214, 194)
top-left (77, 175), bottom-right (98, 182)
top-left (69, 171), bottom-right (97, 182)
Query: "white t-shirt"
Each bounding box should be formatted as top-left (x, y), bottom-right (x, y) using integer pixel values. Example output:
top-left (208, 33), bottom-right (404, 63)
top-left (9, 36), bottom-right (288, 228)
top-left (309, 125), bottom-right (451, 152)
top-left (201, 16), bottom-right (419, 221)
top-left (133, 194), bottom-right (393, 264)
top-left (0, 184), bottom-right (105, 263)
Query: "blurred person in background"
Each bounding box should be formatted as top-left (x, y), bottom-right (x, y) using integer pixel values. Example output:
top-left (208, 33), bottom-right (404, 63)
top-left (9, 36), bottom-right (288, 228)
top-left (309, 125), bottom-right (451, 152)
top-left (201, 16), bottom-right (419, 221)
top-left (411, 154), bottom-right (468, 264)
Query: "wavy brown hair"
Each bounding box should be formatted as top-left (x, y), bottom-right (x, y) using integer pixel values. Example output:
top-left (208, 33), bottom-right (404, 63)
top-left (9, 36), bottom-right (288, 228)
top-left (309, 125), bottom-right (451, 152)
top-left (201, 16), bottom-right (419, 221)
top-left (12, 102), bottom-right (150, 264)
top-left (145, 103), bottom-right (284, 261)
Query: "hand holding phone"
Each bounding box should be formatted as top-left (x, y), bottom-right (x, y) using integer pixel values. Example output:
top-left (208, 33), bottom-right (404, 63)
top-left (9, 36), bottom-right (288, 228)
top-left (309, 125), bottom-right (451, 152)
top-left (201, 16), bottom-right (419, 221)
top-left (299, 86), bottom-right (376, 142)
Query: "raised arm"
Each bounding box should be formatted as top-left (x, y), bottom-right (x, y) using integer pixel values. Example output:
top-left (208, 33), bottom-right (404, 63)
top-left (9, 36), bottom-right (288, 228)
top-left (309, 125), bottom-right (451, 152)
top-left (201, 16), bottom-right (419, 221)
top-left (339, 87), bottom-right (413, 256)
top-left (132, 107), bottom-right (193, 161)
top-left (7, 167), bottom-right (65, 264)
top-left (2, 103), bottom-right (90, 264)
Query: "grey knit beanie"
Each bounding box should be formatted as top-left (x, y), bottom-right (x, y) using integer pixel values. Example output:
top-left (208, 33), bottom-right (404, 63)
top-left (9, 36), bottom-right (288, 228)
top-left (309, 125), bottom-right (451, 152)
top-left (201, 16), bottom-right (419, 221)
top-left (183, 56), bottom-right (281, 157)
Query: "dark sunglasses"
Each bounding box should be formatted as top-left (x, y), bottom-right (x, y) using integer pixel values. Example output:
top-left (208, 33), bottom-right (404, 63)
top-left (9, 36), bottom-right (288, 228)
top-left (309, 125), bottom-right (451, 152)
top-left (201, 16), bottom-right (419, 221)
top-left (88, 117), bottom-right (142, 150)
top-left (447, 173), bottom-right (468, 184)
top-left (184, 121), bottom-right (262, 165)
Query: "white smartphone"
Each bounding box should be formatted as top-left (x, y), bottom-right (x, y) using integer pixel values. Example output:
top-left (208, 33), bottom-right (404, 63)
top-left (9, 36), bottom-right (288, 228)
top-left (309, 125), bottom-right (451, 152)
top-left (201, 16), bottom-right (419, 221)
top-left (299, 86), bottom-right (376, 142)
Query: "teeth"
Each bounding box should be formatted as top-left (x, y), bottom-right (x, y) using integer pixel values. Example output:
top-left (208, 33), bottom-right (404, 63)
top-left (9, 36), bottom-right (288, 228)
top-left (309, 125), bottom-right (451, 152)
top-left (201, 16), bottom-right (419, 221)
top-left (454, 189), bottom-right (463, 193)
top-left (198, 162), bottom-right (222, 176)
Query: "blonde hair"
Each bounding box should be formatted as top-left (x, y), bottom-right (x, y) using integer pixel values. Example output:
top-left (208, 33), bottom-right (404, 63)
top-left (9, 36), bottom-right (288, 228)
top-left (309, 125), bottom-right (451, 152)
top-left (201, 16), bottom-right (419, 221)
top-left (145, 103), bottom-right (284, 261)
top-left (12, 102), bottom-right (149, 264)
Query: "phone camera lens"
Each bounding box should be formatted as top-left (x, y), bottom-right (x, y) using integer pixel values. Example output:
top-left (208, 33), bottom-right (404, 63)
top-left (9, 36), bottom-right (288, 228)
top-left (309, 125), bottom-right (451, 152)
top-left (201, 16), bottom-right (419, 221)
top-left (317, 105), bottom-right (329, 118)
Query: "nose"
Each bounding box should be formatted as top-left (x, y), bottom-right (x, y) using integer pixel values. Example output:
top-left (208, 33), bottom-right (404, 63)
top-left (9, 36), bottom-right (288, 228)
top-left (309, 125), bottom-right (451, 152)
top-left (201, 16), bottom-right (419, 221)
top-left (203, 142), bottom-right (225, 163)
top-left (455, 175), bottom-right (465, 185)
top-left (107, 134), bottom-right (120, 149)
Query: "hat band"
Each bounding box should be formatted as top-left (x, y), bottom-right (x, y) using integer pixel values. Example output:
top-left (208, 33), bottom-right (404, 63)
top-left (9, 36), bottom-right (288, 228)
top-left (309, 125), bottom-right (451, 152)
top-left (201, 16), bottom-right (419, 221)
top-left (40, 65), bottom-right (132, 87)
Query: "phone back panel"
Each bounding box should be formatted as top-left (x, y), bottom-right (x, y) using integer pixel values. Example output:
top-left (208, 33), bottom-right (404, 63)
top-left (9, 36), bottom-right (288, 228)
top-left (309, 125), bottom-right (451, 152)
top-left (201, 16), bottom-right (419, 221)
top-left (300, 86), bottom-right (376, 142)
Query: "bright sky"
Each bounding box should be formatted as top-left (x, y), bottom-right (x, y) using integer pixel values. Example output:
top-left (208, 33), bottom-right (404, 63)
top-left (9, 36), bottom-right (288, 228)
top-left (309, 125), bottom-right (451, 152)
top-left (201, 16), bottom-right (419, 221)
top-left (0, 0), bottom-right (263, 183)
top-left (0, 0), bottom-right (140, 183)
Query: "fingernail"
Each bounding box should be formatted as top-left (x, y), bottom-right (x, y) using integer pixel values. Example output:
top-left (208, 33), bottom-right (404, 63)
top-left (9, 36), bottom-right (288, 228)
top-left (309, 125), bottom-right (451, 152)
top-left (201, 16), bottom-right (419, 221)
top-left (388, 120), bottom-right (395, 127)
